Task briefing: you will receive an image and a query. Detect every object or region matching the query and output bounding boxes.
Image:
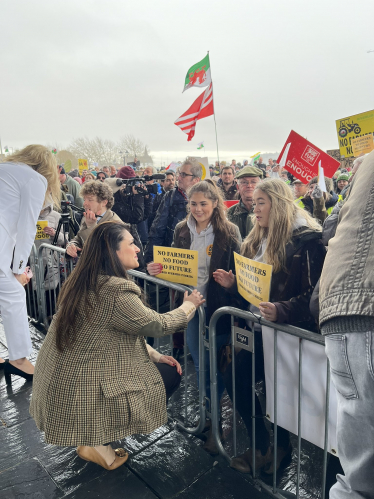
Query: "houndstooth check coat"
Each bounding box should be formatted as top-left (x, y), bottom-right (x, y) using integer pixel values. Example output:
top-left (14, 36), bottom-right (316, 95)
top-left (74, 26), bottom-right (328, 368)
top-left (30, 276), bottom-right (188, 446)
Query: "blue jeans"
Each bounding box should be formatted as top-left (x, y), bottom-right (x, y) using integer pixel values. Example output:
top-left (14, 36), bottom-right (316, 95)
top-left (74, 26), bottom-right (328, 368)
top-left (186, 310), bottom-right (228, 406)
top-left (325, 331), bottom-right (374, 499)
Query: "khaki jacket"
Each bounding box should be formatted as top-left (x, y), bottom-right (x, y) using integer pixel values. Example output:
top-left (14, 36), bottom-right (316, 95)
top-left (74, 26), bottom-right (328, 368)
top-left (69, 210), bottom-right (122, 249)
top-left (319, 150), bottom-right (374, 325)
top-left (30, 276), bottom-right (189, 446)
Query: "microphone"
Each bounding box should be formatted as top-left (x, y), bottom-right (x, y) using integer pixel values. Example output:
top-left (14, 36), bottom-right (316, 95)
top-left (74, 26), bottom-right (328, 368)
top-left (149, 173), bottom-right (166, 180)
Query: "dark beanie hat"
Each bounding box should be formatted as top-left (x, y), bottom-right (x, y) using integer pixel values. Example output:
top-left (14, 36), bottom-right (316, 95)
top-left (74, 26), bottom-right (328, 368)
top-left (116, 166), bottom-right (136, 179)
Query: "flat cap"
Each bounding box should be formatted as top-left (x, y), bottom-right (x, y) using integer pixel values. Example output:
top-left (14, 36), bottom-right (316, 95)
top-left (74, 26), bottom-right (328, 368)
top-left (235, 166), bottom-right (263, 179)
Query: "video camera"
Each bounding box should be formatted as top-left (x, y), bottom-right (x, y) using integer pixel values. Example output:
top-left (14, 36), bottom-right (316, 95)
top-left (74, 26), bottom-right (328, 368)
top-left (113, 174), bottom-right (166, 196)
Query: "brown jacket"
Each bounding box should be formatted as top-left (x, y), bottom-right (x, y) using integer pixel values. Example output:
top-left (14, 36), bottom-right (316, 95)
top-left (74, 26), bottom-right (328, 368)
top-left (69, 210), bottom-right (122, 249)
top-left (30, 276), bottom-right (188, 446)
top-left (319, 150), bottom-right (374, 326)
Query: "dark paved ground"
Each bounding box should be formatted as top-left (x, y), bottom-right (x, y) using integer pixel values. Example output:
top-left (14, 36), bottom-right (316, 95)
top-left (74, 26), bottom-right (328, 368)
top-left (0, 318), bottom-right (268, 499)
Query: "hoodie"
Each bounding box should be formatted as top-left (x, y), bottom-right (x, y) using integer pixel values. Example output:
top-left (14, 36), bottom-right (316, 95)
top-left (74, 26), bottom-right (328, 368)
top-left (187, 216), bottom-right (215, 300)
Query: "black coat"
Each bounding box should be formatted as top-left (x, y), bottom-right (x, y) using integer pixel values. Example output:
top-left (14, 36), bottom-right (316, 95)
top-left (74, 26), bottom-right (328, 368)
top-left (144, 187), bottom-right (188, 263)
top-left (173, 221), bottom-right (242, 335)
top-left (236, 227), bottom-right (326, 331)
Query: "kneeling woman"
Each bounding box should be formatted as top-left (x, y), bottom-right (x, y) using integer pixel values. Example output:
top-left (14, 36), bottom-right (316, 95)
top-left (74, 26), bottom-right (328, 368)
top-left (30, 222), bottom-right (204, 470)
top-left (214, 179), bottom-right (326, 474)
top-left (148, 180), bottom-right (241, 454)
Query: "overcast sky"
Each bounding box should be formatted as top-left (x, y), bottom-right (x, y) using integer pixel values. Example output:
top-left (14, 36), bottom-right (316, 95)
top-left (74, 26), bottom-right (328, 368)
top-left (1, 0), bottom-right (373, 164)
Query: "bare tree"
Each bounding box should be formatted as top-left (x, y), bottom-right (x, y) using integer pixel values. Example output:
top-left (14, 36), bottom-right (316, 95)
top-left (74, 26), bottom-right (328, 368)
top-left (118, 134), bottom-right (145, 158)
top-left (69, 137), bottom-right (120, 165)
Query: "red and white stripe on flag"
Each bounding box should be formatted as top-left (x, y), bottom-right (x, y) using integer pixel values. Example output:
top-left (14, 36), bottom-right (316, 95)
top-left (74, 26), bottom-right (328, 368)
top-left (174, 83), bottom-right (214, 141)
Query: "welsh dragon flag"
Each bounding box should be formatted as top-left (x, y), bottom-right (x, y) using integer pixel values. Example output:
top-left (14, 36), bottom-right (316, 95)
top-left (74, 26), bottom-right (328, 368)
top-left (182, 54), bottom-right (211, 93)
top-left (175, 83), bottom-right (214, 141)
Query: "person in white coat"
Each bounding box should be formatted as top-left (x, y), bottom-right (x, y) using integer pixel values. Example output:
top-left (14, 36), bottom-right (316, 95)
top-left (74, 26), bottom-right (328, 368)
top-left (0, 145), bottom-right (61, 383)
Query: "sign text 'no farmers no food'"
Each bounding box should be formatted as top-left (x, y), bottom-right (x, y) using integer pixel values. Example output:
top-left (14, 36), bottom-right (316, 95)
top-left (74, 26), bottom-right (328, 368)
top-left (234, 252), bottom-right (272, 308)
top-left (153, 246), bottom-right (198, 287)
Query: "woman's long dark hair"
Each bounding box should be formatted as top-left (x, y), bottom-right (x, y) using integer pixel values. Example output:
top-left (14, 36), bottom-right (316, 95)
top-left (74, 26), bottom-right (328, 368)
top-left (55, 221), bottom-right (130, 351)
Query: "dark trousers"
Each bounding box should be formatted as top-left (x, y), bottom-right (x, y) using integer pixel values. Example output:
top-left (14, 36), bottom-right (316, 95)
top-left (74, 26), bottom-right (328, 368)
top-left (155, 362), bottom-right (181, 401)
top-left (223, 332), bottom-right (290, 455)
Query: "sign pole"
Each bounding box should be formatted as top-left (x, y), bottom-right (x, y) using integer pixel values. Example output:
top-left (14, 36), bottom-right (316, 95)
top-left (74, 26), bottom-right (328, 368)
top-left (208, 51), bottom-right (220, 164)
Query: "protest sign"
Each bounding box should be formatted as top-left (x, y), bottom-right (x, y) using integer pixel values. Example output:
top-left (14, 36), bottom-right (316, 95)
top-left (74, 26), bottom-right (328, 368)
top-left (234, 252), bottom-right (272, 307)
top-left (78, 158), bottom-right (88, 175)
top-left (277, 131), bottom-right (340, 184)
top-left (188, 156), bottom-right (208, 180)
top-left (351, 134), bottom-right (374, 157)
top-left (262, 325), bottom-right (338, 455)
top-left (35, 221), bottom-right (49, 240)
top-left (64, 159), bottom-right (72, 173)
top-left (336, 109), bottom-right (374, 158)
top-left (317, 161), bottom-right (327, 193)
top-left (153, 246), bottom-right (198, 287)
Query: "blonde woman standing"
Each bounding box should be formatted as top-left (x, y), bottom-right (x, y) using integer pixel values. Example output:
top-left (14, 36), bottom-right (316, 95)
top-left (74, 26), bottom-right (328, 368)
top-left (0, 145), bottom-right (60, 382)
top-left (215, 179), bottom-right (326, 474)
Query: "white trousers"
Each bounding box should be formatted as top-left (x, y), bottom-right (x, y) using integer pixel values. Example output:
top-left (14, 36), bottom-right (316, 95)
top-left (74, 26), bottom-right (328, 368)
top-left (0, 269), bottom-right (32, 360)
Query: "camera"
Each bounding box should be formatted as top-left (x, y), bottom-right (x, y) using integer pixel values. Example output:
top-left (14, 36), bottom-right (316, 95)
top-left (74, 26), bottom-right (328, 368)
top-left (114, 174), bottom-right (165, 196)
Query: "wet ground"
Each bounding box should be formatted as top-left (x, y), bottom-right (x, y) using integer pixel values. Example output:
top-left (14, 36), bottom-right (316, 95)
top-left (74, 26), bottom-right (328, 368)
top-left (0, 317), bottom-right (267, 499)
top-left (0, 314), bottom-right (339, 498)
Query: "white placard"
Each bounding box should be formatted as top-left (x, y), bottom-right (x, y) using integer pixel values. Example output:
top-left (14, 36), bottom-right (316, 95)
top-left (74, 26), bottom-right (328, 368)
top-left (262, 326), bottom-right (338, 455)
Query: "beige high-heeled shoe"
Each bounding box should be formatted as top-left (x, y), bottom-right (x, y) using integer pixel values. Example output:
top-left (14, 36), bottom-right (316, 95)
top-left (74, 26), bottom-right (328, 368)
top-left (76, 446), bottom-right (128, 470)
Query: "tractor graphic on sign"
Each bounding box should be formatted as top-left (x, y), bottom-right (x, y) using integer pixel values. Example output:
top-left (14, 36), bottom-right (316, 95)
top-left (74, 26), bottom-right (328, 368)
top-left (188, 66), bottom-right (207, 86)
top-left (338, 119), bottom-right (362, 138)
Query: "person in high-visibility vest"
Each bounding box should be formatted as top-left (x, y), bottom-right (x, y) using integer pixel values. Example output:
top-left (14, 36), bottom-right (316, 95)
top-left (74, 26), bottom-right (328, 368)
top-left (293, 179), bottom-right (308, 208)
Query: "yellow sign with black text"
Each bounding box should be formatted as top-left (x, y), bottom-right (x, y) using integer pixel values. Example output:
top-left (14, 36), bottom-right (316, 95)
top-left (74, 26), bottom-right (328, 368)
top-left (351, 134), bottom-right (374, 157)
top-left (78, 158), bottom-right (88, 175)
top-left (35, 221), bottom-right (49, 240)
top-left (234, 252), bottom-right (272, 307)
top-left (153, 246), bottom-right (198, 287)
top-left (336, 110), bottom-right (374, 158)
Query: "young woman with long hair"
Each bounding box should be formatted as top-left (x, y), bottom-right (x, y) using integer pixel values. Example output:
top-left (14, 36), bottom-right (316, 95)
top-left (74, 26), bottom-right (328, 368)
top-left (30, 221), bottom-right (204, 470)
top-left (148, 179), bottom-right (242, 454)
top-left (214, 179), bottom-right (326, 474)
top-left (0, 145), bottom-right (61, 380)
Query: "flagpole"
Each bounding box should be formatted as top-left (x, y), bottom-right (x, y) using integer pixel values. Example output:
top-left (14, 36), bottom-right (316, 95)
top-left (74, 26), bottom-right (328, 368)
top-left (208, 51), bottom-right (220, 164)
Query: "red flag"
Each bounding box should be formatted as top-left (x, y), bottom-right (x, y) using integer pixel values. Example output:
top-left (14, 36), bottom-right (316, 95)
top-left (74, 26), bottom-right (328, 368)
top-left (174, 83), bottom-right (214, 141)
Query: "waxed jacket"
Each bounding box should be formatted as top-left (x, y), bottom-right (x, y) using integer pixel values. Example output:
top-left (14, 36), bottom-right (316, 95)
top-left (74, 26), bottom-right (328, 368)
top-left (319, 150), bottom-right (374, 326)
top-left (226, 201), bottom-right (254, 239)
top-left (144, 187), bottom-right (188, 263)
top-left (217, 179), bottom-right (238, 201)
top-left (173, 220), bottom-right (242, 334)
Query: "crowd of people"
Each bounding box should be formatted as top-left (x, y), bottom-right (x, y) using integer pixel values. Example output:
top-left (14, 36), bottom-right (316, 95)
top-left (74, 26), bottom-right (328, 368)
top-left (0, 145), bottom-right (373, 498)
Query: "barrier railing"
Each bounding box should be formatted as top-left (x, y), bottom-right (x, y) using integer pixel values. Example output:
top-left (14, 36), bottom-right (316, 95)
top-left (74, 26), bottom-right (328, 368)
top-left (34, 243), bottom-right (207, 435)
top-left (25, 244), bottom-right (40, 323)
top-left (209, 306), bottom-right (332, 499)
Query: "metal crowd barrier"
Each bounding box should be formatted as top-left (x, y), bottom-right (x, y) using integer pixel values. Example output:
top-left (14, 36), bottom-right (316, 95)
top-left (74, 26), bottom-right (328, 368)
top-left (25, 244), bottom-right (40, 323)
top-left (32, 243), bottom-right (207, 435)
top-left (209, 306), bottom-right (331, 499)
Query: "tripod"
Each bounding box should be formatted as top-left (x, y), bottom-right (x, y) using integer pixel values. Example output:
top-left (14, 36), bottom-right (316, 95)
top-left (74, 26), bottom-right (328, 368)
top-left (52, 201), bottom-right (82, 247)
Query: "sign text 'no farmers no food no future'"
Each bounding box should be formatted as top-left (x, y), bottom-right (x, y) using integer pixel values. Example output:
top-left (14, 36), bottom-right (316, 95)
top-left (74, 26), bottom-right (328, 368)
top-left (234, 252), bottom-right (272, 308)
top-left (153, 246), bottom-right (198, 287)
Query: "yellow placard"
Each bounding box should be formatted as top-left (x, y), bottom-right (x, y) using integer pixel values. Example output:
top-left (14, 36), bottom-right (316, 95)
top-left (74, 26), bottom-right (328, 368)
top-left (351, 134), bottom-right (374, 157)
top-left (78, 158), bottom-right (88, 175)
top-left (234, 252), bottom-right (272, 307)
top-left (153, 246), bottom-right (198, 287)
top-left (35, 221), bottom-right (49, 240)
top-left (336, 110), bottom-right (374, 158)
